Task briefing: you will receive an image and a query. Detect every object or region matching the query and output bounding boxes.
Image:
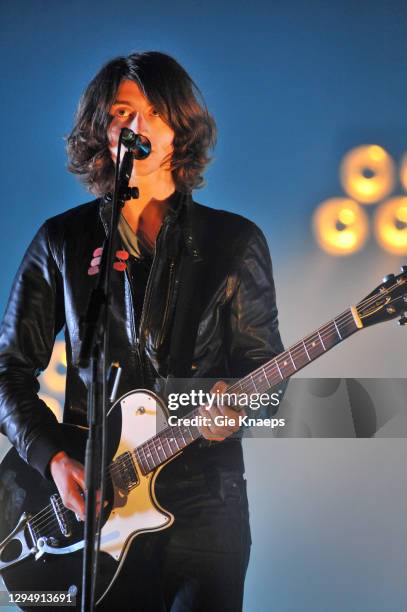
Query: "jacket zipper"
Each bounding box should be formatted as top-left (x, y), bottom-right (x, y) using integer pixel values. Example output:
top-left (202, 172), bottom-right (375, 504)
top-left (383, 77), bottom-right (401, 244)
top-left (138, 220), bottom-right (167, 352)
top-left (156, 259), bottom-right (176, 348)
top-left (124, 267), bottom-right (144, 378)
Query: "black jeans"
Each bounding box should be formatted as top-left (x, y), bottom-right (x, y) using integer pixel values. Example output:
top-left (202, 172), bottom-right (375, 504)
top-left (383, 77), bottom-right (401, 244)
top-left (100, 463), bottom-right (251, 612)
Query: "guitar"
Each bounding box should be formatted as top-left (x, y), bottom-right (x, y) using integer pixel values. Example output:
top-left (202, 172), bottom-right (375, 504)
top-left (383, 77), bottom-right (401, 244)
top-left (0, 267), bottom-right (406, 607)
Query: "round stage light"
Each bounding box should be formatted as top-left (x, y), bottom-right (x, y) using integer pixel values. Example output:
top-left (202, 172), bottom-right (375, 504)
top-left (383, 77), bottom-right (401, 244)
top-left (400, 154), bottom-right (407, 192)
top-left (313, 198), bottom-right (369, 255)
top-left (42, 340), bottom-right (66, 394)
top-left (340, 145), bottom-right (395, 204)
top-left (374, 196), bottom-right (407, 255)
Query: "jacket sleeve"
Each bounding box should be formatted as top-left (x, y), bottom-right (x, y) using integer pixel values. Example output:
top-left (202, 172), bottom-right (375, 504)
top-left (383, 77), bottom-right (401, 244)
top-left (226, 223), bottom-right (284, 380)
top-left (0, 222), bottom-right (66, 478)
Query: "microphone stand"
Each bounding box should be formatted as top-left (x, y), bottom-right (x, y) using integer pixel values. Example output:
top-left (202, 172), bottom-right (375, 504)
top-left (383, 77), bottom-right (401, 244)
top-left (78, 132), bottom-right (138, 611)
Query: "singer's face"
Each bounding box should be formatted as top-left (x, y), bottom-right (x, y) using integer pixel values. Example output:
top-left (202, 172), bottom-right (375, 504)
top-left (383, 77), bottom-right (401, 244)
top-left (107, 80), bottom-right (174, 180)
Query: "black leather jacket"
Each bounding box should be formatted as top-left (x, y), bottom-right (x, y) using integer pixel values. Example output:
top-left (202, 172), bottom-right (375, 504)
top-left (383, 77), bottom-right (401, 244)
top-left (0, 192), bottom-right (284, 477)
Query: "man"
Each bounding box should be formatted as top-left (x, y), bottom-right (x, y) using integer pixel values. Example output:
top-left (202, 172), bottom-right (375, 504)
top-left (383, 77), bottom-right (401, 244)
top-left (0, 51), bottom-right (284, 610)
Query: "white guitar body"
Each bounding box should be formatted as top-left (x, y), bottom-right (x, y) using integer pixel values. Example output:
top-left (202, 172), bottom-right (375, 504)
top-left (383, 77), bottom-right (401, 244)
top-left (95, 389), bottom-right (177, 602)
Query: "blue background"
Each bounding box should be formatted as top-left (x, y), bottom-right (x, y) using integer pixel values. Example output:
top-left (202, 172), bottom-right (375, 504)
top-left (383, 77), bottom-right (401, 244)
top-left (1, 1), bottom-right (406, 610)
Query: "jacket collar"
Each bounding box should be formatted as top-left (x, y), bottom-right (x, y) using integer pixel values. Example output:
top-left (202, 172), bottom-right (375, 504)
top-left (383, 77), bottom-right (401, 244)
top-left (170, 191), bottom-right (203, 262)
top-left (99, 190), bottom-right (203, 262)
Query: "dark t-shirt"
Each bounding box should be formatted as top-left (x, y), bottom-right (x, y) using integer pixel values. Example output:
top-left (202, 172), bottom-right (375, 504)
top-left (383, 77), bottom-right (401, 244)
top-left (118, 213), bottom-right (153, 326)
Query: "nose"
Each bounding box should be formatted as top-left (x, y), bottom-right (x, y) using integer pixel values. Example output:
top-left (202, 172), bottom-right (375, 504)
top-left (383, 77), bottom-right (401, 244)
top-left (130, 111), bottom-right (148, 135)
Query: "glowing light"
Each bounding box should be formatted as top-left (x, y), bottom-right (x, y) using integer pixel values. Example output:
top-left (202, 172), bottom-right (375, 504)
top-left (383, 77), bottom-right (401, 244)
top-left (41, 340), bottom-right (66, 394)
top-left (340, 145), bottom-right (395, 204)
top-left (400, 154), bottom-right (407, 192)
top-left (39, 393), bottom-right (63, 422)
top-left (313, 198), bottom-right (369, 256)
top-left (396, 205), bottom-right (407, 224)
top-left (338, 208), bottom-right (355, 225)
top-left (374, 197), bottom-right (407, 255)
top-left (368, 145), bottom-right (385, 161)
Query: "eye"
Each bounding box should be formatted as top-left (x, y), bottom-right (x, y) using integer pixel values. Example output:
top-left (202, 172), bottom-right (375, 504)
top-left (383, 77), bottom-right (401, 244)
top-left (150, 108), bottom-right (160, 117)
top-left (112, 107), bottom-right (131, 119)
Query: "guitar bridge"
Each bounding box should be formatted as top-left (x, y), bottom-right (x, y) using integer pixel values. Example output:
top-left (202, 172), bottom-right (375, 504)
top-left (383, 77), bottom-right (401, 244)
top-left (50, 494), bottom-right (72, 537)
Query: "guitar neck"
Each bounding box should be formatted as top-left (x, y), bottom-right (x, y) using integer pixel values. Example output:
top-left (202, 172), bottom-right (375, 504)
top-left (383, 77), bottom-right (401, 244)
top-left (134, 306), bottom-right (362, 475)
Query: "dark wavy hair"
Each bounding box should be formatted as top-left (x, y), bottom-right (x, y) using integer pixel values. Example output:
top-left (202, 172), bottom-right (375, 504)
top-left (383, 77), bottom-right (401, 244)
top-left (66, 51), bottom-right (217, 195)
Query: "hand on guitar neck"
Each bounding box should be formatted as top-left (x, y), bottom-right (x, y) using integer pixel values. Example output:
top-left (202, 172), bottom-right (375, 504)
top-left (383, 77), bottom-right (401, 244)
top-left (197, 380), bottom-right (246, 441)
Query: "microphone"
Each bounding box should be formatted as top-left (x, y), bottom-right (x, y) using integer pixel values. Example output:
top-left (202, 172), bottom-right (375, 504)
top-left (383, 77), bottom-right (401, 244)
top-left (120, 128), bottom-right (152, 159)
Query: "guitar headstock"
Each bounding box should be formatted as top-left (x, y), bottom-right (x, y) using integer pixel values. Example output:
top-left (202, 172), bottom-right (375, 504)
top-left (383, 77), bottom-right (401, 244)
top-left (356, 266), bottom-right (407, 328)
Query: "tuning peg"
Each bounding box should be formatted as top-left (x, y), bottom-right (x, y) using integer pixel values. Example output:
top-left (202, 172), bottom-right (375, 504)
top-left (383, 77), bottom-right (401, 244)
top-left (398, 317), bottom-right (407, 326)
top-left (401, 265), bottom-right (407, 273)
top-left (383, 274), bottom-right (395, 283)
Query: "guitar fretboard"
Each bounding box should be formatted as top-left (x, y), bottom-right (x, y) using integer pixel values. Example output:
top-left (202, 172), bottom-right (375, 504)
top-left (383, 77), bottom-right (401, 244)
top-left (134, 307), bottom-right (360, 475)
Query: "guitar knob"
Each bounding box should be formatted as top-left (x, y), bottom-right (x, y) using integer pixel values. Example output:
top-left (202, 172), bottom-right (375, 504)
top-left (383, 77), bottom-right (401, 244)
top-left (398, 317), bottom-right (407, 326)
top-left (382, 274), bottom-right (395, 283)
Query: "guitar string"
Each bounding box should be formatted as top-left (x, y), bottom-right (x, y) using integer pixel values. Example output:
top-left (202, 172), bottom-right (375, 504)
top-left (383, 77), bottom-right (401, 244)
top-left (29, 483), bottom-right (116, 537)
top-left (26, 284), bottom-right (406, 534)
top-left (31, 430), bottom-right (191, 534)
top-left (29, 442), bottom-right (162, 536)
top-left (144, 281), bottom-right (406, 456)
top-left (131, 289), bottom-right (406, 473)
top-left (29, 467), bottom-right (117, 532)
top-left (134, 322), bottom-right (347, 469)
top-left (141, 428), bottom-right (184, 467)
top-left (29, 438), bottom-right (175, 534)
top-left (29, 451), bottom-right (146, 535)
top-left (30, 471), bottom-right (139, 539)
top-left (29, 426), bottom-right (198, 532)
top-left (29, 455), bottom-right (137, 533)
top-left (232, 289), bottom-right (405, 391)
top-left (141, 290), bottom-right (401, 453)
top-left (31, 489), bottom-right (117, 540)
top-left (134, 310), bottom-right (359, 460)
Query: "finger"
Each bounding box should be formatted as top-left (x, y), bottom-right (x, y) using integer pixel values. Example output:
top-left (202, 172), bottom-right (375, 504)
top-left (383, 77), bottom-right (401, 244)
top-left (197, 409), bottom-right (233, 439)
top-left (95, 490), bottom-right (108, 504)
top-left (200, 404), bottom-right (240, 436)
top-left (197, 407), bottom-right (223, 439)
top-left (71, 467), bottom-right (86, 493)
top-left (208, 379), bottom-right (238, 415)
top-left (79, 495), bottom-right (109, 520)
top-left (218, 402), bottom-right (245, 420)
top-left (209, 380), bottom-right (229, 394)
top-left (213, 395), bottom-right (244, 433)
top-left (65, 487), bottom-right (85, 520)
top-left (94, 499), bottom-right (109, 518)
top-left (198, 383), bottom-right (235, 441)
